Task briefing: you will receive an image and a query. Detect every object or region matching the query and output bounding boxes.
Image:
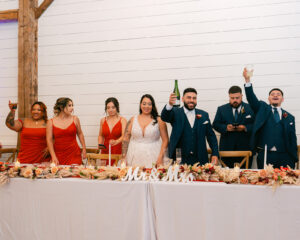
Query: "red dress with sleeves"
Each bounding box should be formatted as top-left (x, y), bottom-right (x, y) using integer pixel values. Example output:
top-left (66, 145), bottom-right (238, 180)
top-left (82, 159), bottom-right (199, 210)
top-left (101, 119), bottom-right (122, 165)
top-left (52, 120), bottom-right (82, 165)
top-left (17, 120), bottom-right (50, 164)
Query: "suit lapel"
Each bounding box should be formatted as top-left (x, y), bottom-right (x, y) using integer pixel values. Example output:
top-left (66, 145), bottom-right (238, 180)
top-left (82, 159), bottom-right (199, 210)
top-left (179, 107), bottom-right (186, 129)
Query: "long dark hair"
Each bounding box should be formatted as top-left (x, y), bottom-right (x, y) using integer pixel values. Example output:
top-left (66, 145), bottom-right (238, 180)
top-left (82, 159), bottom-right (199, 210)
top-left (105, 97), bottom-right (120, 113)
top-left (139, 94), bottom-right (158, 125)
top-left (31, 101), bottom-right (48, 122)
top-left (53, 97), bottom-right (73, 115)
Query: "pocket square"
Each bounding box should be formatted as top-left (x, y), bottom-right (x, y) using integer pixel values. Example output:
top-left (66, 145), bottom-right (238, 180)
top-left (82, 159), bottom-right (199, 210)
top-left (245, 115), bottom-right (251, 118)
top-left (290, 122), bottom-right (293, 125)
top-left (203, 121), bottom-right (209, 124)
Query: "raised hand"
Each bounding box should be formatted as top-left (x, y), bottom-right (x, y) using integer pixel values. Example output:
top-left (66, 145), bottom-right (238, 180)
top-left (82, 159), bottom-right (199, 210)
top-left (8, 100), bottom-right (17, 111)
top-left (243, 67), bottom-right (252, 83)
top-left (169, 93), bottom-right (177, 106)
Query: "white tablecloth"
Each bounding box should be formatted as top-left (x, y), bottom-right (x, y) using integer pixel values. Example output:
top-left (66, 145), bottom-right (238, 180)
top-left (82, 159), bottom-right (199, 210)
top-left (149, 182), bottom-right (300, 240)
top-left (0, 178), bottom-right (155, 240)
top-left (1, 179), bottom-right (300, 240)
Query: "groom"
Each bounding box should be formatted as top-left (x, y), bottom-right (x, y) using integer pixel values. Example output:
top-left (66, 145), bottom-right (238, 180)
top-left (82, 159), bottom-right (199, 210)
top-left (161, 88), bottom-right (219, 165)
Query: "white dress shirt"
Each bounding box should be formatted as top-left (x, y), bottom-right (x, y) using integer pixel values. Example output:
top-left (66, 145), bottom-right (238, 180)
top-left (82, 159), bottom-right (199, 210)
top-left (232, 105), bottom-right (242, 115)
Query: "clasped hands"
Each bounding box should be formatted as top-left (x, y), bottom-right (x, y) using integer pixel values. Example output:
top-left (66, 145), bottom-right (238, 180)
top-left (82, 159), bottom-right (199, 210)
top-left (226, 124), bottom-right (246, 132)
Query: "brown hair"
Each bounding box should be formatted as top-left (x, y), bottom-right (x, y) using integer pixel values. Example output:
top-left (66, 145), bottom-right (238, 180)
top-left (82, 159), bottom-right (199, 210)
top-left (53, 97), bottom-right (73, 115)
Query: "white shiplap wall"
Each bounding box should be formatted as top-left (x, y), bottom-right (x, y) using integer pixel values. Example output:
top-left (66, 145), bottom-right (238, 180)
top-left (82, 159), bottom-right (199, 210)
top-left (0, 0), bottom-right (300, 148)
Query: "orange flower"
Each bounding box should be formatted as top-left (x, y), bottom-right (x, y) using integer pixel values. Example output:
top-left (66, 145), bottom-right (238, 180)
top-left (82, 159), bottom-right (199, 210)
top-left (280, 171), bottom-right (286, 178)
top-left (240, 176), bottom-right (248, 184)
top-left (259, 169), bottom-right (267, 178)
top-left (51, 166), bottom-right (58, 174)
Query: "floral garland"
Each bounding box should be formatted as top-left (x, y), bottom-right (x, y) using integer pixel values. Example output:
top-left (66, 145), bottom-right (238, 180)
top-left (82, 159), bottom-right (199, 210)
top-left (1, 162), bottom-right (300, 188)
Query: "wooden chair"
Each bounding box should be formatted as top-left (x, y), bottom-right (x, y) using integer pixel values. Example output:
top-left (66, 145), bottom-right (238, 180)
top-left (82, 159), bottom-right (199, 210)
top-left (207, 149), bottom-right (252, 169)
top-left (86, 153), bottom-right (122, 167)
top-left (85, 148), bottom-right (99, 154)
top-left (0, 148), bottom-right (18, 163)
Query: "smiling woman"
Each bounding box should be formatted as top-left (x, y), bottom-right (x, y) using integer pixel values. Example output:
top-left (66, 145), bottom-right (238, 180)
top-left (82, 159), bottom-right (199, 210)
top-left (5, 101), bottom-right (50, 164)
top-left (121, 94), bottom-right (169, 168)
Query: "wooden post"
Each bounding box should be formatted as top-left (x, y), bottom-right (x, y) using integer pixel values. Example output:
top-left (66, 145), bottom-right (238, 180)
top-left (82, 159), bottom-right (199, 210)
top-left (18, 0), bottom-right (39, 119)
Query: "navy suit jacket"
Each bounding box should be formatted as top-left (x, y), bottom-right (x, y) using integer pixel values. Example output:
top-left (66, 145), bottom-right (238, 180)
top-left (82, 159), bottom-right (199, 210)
top-left (245, 84), bottom-right (298, 162)
top-left (161, 106), bottom-right (219, 165)
top-left (213, 102), bottom-right (254, 151)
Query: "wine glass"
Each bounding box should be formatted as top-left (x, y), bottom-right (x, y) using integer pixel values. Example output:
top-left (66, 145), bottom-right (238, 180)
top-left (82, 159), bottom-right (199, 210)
top-left (175, 148), bottom-right (182, 165)
top-left (245, 64), bottom-right (254, 78)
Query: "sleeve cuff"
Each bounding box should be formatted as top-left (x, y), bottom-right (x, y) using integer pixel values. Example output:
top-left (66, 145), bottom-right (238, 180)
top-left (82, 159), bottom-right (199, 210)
top-left (245, 82), bottom-right (252, 87)
top-left (166, 103), bottom-right (173, 111)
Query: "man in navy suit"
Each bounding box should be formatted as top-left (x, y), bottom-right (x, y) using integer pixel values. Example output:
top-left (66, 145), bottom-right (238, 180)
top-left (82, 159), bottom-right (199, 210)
top-left (243, 68), bottom-right (298, 169)
top-left (161, 88), bottom-right (219, 165)
top-left (213, 86), bottom-right (254, 168)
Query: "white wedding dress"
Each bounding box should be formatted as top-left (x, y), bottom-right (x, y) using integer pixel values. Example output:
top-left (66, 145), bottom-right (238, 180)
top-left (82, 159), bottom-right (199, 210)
top-left (126, 116), bottom-right (166, 168)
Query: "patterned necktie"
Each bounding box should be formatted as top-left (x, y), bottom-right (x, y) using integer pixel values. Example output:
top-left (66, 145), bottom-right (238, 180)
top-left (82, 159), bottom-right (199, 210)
top-left (234, 108), bottom-right (238, 122)
top-left (273, 107), bottom-right (280, 123)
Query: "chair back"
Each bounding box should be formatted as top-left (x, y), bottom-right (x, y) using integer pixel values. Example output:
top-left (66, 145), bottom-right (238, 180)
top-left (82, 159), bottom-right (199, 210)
top-left (207, 149), bottom-right (252, 168)
top-left (87, 153), bottom-right (121, 166)
top-left (0, 148), bottom-right (18, 163)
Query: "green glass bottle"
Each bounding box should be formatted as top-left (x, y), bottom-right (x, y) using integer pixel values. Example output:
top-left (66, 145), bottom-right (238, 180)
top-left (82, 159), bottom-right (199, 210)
top-left (173, 79), bottom-right (180, 107)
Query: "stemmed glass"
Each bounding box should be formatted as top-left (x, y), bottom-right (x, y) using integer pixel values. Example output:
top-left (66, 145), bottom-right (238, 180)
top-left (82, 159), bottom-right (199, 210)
top-left (245, 64), bottom-right (254, 78)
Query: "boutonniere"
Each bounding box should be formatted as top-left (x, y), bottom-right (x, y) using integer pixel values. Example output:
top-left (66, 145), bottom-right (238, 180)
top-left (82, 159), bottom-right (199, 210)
top-left (283, 112), bottom-right (288, 118)
top-left (241, 107), bottom-right (245, 114)
top-left (196, 114), bottom-right (202, 119)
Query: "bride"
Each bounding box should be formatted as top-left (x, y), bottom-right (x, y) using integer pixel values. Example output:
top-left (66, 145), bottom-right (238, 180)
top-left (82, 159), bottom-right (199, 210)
top-left (122, 94), bottom-right (169, 168)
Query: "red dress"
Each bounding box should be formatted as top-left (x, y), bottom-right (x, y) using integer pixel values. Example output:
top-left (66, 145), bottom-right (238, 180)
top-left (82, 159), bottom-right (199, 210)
top-left (101, 119), bottom-right (122, 165)
top-left (52, 120), bottom-right (82, 165)
top-left (18, 120), bottom-right (50, 164)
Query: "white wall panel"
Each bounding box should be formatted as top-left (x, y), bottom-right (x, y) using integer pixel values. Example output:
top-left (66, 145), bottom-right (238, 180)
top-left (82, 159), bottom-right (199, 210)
top-left (0, 0), bottom-right (300, 149)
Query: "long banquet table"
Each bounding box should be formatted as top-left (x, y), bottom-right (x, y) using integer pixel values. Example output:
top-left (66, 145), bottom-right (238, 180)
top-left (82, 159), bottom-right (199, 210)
top-left (1, 178), bottom-right (300, 240)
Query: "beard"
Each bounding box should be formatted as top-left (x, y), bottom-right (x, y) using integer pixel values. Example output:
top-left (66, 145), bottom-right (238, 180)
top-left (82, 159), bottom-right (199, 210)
top-left (184, 101), bottom-right (197, 110)
top-left (271, 103), bottom-right (279, 107)
top-left (230, 102), bottom-right (242, 108)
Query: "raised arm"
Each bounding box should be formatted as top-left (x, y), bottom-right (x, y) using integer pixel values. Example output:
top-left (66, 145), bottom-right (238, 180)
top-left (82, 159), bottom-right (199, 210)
top-left (74, 116), bottom-right (87, 159)
top-left (161, 93), bottom-right (177, 123)
top-left (5, 101), bottom-right (23, 132)
top-left (243, 68), bottom-right (260, 113)
top-left (157, 117), bottom-right (169, 166)
top-left (121, 117), bottom-right (133, 161)
top-left (46, 120), bottom-right (59, 165)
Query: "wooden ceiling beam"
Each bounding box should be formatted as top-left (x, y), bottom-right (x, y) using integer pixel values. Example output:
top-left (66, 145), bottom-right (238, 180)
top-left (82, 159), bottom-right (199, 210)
top-left (35, 0), bottom-right (54, 19)
top-left (0, 9), bottom-right (18, 21)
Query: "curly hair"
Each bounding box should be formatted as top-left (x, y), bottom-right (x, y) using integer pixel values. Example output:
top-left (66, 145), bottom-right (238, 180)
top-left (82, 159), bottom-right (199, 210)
top-left (53, 97), bottom-right (73, 115)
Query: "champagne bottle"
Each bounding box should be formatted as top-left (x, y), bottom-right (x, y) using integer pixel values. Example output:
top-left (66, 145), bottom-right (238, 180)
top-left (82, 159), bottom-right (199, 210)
top-left (173, 79), bottom-right (180, 107)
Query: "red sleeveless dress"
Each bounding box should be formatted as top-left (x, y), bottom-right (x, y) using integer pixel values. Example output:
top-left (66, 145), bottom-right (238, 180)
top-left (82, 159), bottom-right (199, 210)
top-left (17, 120), bottom-right (50, 164)
top-left (101, 119), bottom-right (122, 165)
top-left (52, 120), bottom-right (82, 165)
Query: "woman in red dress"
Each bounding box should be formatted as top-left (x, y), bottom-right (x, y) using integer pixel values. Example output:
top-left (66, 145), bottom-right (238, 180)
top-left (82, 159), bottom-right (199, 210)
top-left (5, 101), bottom-right (50, 164)
top-left (47, 97), bottom-right (86, 165)
top-left (98, 97), bottom-right (127, 165)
